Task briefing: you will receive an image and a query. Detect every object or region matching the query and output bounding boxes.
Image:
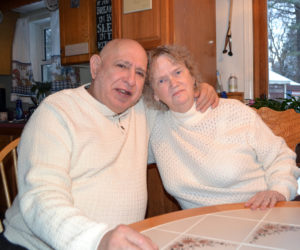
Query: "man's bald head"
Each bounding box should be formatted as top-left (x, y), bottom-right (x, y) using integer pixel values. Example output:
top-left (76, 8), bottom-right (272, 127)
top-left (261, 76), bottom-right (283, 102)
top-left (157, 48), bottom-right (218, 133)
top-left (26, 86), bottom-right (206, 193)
top-left (88, 39), bottom-right (148, 114)
top-left (100, 39), bottom-right (147, 61)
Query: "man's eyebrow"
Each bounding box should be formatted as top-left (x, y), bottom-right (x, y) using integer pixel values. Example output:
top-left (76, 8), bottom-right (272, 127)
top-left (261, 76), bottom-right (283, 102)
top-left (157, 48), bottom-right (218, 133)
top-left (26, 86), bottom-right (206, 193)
top-left (118, 60), bottom-right (146, 73)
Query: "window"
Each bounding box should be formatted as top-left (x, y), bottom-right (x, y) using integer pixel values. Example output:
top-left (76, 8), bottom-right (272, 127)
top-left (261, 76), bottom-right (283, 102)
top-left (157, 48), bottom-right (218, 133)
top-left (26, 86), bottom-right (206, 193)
top-left (29, 14), bottom-right (52, 83)
top-left (44, 27), bottom-right (52, 61)
top-left (41, 27), bottom-right (52, 82)
top-left (253, 0), bottom-right (300, 99)
top-left (268, 0), bottom-right (300, 99)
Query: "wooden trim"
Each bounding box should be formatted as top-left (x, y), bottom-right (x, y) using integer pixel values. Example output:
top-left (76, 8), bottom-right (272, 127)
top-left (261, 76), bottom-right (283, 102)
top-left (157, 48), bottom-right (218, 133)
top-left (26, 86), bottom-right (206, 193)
top-left (253, 0), bottom-right (268, 98)
top-left (243, 0), bottom-right (254, 99)
top-left (112, 0), bottom-right (122, 39)
top-left (130, 201), bottom-right (300, 232)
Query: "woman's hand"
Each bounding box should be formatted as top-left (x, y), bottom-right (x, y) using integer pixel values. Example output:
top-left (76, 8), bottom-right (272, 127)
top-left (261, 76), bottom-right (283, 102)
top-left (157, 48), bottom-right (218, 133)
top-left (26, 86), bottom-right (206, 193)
top-left (98, 224), bottom-right (158, 250)
top-left (194, 82), bottom-right (219, 112)
top-left (245, 190), bottom-right (286, 210)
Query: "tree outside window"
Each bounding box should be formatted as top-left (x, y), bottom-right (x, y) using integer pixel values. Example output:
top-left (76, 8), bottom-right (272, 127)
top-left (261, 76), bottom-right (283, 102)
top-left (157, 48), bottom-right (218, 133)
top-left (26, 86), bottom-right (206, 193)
top-left (268, 0), bottom-right (300, 98)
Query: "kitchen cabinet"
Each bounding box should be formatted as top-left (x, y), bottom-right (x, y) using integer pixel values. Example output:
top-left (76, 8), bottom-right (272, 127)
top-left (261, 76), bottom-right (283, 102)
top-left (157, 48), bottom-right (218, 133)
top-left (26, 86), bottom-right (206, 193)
top-left (0, 11), bottom-right (19, 75)
top-left (59, 0), bottom-right (98, 65)
top-left (112, 0), bottom-right (216, 85)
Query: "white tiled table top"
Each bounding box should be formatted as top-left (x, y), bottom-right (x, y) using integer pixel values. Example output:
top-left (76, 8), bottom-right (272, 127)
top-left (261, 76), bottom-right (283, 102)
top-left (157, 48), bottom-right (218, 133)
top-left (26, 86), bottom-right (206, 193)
top-left (141, 207), bottom-right (300, 250)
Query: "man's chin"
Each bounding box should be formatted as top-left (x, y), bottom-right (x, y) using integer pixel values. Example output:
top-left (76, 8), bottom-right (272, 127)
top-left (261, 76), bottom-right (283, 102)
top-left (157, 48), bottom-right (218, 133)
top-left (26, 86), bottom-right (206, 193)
top-left (114, 99), bottom-right (140, 114)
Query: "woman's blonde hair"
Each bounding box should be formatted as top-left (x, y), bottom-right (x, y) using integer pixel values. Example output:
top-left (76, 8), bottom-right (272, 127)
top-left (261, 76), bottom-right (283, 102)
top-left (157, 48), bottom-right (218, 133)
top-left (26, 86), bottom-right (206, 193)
top-left (143, 44), bottom-right (202, 111)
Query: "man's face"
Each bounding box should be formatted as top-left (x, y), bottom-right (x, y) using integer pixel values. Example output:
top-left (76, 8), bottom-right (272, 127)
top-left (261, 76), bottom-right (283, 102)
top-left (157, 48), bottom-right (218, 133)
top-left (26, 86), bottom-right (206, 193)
top-left (90, 40), bottom-right (147, 114)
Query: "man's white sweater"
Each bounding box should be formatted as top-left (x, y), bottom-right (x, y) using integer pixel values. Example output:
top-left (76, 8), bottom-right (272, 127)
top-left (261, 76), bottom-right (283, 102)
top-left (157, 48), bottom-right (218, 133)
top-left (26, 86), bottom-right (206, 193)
top-left (4, 85), bottom-right (153, 250)
top-left (150, 99), bottom-right (300, 209)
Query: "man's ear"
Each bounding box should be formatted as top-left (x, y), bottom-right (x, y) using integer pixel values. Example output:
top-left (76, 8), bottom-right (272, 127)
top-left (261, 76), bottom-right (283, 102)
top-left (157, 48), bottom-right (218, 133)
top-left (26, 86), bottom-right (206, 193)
top-left (90, 54), bottom-right (102, 79)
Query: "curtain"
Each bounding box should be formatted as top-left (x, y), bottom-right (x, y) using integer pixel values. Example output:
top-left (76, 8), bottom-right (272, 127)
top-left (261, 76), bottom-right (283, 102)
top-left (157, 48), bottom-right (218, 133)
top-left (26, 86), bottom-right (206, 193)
top-left (11, 17), bottom-right (34, 103)
top-left (50, 10), bottom-right (80, 92)
top-left (11, 10), bottom-right (80, 104)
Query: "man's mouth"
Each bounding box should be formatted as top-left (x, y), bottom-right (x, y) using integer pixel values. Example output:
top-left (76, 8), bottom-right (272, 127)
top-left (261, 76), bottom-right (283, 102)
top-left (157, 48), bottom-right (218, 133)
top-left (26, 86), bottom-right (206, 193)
top-left (116, 88), bottom-right (132, 96)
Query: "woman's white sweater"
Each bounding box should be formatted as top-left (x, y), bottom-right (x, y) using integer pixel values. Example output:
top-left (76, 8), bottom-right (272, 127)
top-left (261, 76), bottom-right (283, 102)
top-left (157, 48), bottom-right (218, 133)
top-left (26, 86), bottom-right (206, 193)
top-left (150, 99), bottom-right (300, 209)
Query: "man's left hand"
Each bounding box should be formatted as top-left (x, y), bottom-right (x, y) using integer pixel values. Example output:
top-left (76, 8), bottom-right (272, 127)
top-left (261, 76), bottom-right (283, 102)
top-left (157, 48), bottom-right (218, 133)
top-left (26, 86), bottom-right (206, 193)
top-left (195, 82), bottom-right (219, 112)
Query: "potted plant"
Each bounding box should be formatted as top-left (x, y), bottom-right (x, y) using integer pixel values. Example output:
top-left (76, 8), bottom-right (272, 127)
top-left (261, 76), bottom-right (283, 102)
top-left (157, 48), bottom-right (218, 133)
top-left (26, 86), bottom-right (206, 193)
top-left (31, 81), bottom-right (52, 106)
top-left (249, 95), bottom-right (300, 113)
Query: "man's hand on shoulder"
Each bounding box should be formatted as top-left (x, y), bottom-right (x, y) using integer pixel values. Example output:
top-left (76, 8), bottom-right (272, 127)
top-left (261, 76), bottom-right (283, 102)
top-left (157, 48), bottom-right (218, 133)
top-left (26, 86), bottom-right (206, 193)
top-left (195, 82), bottom-right (219, 112)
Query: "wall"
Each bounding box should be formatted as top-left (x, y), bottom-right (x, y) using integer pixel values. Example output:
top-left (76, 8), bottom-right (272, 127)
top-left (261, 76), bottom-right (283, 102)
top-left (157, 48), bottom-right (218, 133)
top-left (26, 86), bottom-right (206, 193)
top-left (216, 0), bottom-right (253, 100)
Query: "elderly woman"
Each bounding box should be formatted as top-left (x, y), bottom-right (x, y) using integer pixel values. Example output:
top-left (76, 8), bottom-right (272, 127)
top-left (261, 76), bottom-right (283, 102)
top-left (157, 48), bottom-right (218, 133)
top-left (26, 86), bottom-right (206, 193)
top-left (143, 45), bottom-right (300, 210)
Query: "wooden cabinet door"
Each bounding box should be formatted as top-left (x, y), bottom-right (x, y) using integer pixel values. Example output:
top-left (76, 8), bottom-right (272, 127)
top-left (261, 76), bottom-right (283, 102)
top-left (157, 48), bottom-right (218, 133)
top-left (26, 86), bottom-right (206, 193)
top-left (59, 0), bottom-right (97, 65)
top-left (0, 11), bottom-right (19, 75)
top-left (112, 0), bottom-right (216, 85)
top-left (173, 0), bottom-right (216, 84)
top-left (112, 0), bottom-right (173, 49)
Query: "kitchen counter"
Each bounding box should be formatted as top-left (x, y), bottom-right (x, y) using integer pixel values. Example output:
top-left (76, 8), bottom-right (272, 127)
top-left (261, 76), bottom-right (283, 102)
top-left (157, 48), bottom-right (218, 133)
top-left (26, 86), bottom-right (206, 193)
top-left (0, 120), bottom-right (26, 136)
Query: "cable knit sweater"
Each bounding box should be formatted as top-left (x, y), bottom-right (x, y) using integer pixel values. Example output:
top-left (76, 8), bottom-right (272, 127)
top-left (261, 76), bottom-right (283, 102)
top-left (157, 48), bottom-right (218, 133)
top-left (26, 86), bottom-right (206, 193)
top-left (4, 84), bottom-right (156, 250)
top-left (149, 99), bottom-right (300, 209)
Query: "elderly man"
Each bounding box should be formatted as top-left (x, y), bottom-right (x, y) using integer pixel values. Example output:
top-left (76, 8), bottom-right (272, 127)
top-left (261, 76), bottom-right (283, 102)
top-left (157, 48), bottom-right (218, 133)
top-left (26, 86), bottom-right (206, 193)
top-left (0, 39), bottom-right (218, 250)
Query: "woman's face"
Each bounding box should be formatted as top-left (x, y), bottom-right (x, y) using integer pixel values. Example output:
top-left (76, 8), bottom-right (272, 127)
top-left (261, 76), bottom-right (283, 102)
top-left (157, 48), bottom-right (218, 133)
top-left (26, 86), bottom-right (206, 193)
top-left (150, 55), bottom-right (195, 113)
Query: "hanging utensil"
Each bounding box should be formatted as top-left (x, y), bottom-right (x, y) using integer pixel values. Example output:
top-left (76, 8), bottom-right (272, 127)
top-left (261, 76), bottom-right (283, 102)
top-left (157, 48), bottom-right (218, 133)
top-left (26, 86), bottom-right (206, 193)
top-left (223, 0), bottom-right (233, 56)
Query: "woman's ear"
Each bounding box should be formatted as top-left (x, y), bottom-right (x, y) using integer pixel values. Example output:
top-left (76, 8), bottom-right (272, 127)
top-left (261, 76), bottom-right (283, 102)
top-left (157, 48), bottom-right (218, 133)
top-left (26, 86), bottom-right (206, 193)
top-left (90, 54), bottom-right (102, 79)
top-left (154, 94), bottom-right (160, 102)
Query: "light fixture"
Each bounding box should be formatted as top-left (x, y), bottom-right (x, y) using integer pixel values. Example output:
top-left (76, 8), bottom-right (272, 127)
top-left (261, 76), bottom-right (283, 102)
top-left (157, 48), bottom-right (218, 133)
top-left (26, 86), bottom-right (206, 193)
top-left (44, 0), bottom-right (59, 11)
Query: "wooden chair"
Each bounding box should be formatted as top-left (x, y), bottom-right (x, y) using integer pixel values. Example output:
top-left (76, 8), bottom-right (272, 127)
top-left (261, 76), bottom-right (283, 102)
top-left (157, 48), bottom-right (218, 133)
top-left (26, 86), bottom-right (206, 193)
top-left (253, 107), bottom-right (300, 156)
top-left (0, 137), bottom-right (20, 232)
top-left (254, 107), bottom-right (300, 200)
top-left (146, 164), bottom-right (181, 218)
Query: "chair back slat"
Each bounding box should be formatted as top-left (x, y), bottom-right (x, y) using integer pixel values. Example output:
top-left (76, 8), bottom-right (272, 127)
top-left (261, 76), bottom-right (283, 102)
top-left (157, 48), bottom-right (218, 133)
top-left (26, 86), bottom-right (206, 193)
top-left (0, 161), bottom-right (11, 207)
top-left (0, 138), bottom-right (20, 208)
top-left (12, 148), bottom-right (18, 190)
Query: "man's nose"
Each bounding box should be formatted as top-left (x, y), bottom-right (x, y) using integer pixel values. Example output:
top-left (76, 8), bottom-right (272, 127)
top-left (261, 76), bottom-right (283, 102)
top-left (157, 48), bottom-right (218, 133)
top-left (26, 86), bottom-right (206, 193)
top-left (126, 69), bottom-right (136, 86)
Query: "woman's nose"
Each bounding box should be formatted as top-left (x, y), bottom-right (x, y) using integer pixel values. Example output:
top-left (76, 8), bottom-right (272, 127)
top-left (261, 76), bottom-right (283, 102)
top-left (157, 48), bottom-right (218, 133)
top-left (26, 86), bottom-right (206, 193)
top-left (169, 77), bottom-right (178, 87)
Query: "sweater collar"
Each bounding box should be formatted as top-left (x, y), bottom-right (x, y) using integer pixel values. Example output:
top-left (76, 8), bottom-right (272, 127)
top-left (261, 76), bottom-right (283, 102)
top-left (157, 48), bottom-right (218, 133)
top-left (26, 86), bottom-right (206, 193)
top-left (170, 102), bottom-right (209, 125)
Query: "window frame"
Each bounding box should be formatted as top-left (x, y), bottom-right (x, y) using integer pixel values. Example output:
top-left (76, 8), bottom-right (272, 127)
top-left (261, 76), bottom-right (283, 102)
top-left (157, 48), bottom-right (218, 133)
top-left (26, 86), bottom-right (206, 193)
top-left (28, 11), bottom-right (51, 83)
top-left (253, 0), bottom-right (269, 99)
top-left (41, 26), bottom-right (52, 82)
top-left (39, 22), bottom-right (51, 82)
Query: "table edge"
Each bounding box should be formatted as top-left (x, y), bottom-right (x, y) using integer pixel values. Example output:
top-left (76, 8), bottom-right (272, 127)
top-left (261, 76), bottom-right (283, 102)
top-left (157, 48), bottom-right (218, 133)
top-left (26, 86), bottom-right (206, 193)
top-left (130, 201), bottom-right (300, 232)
